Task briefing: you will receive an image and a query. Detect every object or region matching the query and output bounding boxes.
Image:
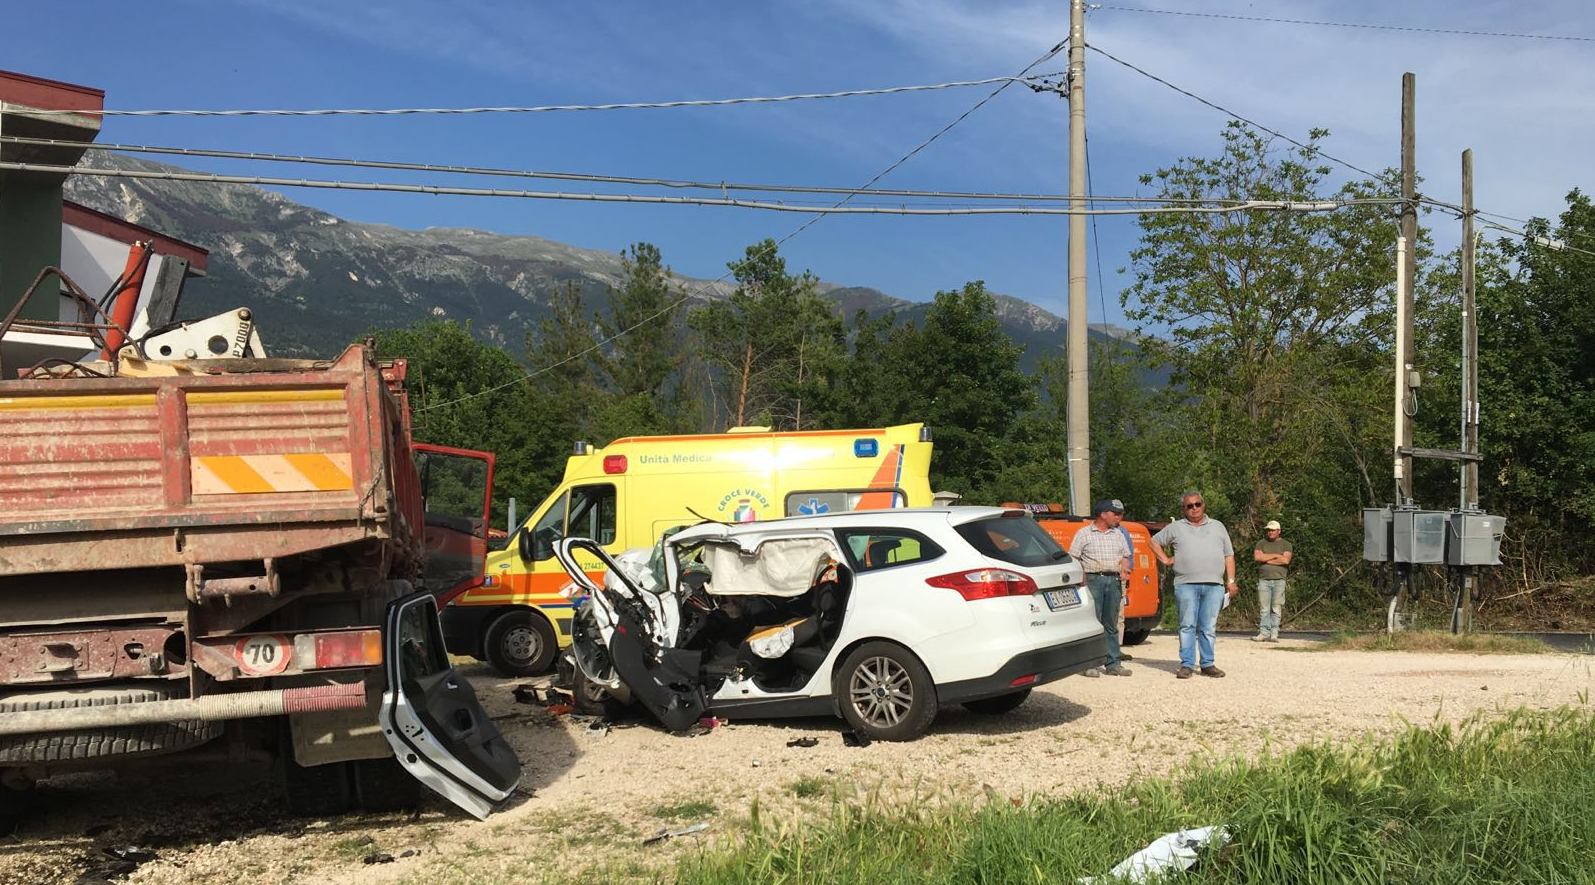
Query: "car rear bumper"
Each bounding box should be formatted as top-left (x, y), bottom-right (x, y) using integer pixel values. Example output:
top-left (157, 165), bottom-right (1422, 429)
top-left (937, 633), bottom-right (1109, 704)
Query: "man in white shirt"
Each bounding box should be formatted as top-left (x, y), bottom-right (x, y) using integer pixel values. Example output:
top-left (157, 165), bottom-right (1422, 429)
top-left (1069, 499), bottom-right (1133, 677)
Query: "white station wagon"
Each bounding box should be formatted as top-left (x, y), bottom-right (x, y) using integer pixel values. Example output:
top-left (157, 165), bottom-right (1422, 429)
top-left (555, 507), bottom-right (1108, 741)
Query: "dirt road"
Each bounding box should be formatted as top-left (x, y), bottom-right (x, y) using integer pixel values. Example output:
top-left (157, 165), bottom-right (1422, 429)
top-left (3, 637), bottom-right (1589, 884)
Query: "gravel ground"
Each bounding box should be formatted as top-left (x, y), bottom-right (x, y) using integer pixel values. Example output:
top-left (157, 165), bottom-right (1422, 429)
top-left (2, 636), bottom-right (1590, 884)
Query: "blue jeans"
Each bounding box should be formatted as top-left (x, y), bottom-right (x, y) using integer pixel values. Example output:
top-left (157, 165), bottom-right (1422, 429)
top-left (1085, 574), bottom-right (1123, 666)
top-left (1174, 582), bottom-right (1225, 668)
top-left (1258, 578), bottom-right (1287, 638)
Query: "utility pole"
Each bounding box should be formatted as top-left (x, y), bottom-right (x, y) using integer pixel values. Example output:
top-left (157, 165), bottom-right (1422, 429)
top-left (1394, 72), bottom-right (1417, 506)
top-left (1457, 148), bottom-right (1477, 633)
top-left (1065, 0), bottom-right (1091, 516)
top-left (1460, 149), bottom-right (1478, 512)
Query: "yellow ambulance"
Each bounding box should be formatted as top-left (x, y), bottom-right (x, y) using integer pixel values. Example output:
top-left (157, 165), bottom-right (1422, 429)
top-left (440, 423), bottom-right (934, 675)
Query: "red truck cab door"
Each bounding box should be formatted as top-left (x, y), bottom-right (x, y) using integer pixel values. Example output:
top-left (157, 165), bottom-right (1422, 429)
top-left (413, 444), bottom-right (495, 606)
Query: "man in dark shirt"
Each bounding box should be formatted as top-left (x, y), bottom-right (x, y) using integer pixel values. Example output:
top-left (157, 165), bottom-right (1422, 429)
top-left (1252, 520), bottom-right (1294, 642)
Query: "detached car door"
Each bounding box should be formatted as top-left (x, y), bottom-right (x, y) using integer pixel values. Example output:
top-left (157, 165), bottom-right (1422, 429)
top-left (380, 591), bottom-right (521, 819)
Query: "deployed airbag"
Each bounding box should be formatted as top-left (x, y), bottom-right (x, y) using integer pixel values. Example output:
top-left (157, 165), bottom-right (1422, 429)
top-left (701, 538), bottom-right (834, 598)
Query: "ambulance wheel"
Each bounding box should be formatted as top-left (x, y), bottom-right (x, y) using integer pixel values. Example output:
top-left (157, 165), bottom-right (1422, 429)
top-left (485, 609), bottom-right (557, 677)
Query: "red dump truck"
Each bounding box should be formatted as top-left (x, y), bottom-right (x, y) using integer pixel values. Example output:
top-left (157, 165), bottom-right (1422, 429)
top-left (0, 342), bottom-right (521, 825)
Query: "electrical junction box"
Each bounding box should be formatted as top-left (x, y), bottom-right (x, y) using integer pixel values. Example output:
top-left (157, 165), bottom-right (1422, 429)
top-left (1393, 509), bottom-right (1448, 564)
top-left (1362, 507), bottom-right (1393, 562)
top-left (1447, 513), bottom-right (1505, 566)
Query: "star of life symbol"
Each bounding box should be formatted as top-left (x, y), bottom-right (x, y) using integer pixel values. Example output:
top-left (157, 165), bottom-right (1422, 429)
top-left (798, 497), bottom-right (831, 516)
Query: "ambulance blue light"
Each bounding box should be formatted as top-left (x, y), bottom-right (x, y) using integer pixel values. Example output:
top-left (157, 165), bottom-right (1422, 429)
top-left (854, 439), bottom-right (879, 458)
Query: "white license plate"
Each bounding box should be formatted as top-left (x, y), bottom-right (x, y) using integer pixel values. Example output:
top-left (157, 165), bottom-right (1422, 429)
top-left (1042, 588), bottom-right (1080, 611)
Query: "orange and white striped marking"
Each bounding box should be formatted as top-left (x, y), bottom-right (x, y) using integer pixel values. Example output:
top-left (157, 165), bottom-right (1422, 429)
top-left (191, 453), bottom-right (354, 495)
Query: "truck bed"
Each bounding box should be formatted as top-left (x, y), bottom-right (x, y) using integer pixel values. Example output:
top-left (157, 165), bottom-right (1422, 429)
top-left (0, 345), bottom-right (418, 577)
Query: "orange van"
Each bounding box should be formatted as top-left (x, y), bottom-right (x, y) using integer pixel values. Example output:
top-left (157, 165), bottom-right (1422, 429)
top-left (1008, 505), bottom-right (1165, 646)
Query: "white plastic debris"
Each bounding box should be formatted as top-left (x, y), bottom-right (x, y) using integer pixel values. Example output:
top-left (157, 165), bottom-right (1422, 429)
top-left (1079, 825), bottom-right (1231, 884)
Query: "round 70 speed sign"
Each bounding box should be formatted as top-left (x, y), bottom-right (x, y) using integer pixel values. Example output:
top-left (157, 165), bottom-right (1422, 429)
top-left (234, 634), bottom-right (292, 676)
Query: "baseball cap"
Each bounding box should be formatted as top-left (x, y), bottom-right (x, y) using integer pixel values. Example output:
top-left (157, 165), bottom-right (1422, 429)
top-left (1265, 519), bottom-right (1282, 531)
top-left (1094, 499), bottom-right (1125, 516)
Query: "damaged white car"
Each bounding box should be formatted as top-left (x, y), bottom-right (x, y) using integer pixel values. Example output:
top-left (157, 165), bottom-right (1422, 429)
top-left (554, 507), bottom-right (1109, 741)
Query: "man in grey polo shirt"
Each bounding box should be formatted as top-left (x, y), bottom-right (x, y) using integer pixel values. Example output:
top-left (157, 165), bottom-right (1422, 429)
top-left (1150, 491), bottom-right (1237, 679)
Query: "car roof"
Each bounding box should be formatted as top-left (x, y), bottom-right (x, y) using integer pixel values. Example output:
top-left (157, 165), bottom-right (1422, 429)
top-left (668, 506), bottom-right (1019, 545)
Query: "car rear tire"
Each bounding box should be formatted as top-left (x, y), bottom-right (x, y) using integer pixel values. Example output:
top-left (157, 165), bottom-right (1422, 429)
top-left (961, 688), bottom-right (1031, 715)
top-left (1122, 628), bottom-right (1152, 647)
top-left (485, 609), bottom-right (558, 677)
top-left (835, 641), bottom-right (938, 741)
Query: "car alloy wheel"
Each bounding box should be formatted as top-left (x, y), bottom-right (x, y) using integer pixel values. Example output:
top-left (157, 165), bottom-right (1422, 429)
top-left (848, 656), bottom-right (914, 729)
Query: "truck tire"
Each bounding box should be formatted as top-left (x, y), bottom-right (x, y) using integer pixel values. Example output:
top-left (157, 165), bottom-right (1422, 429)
top-left (485, 609), bottom-right (557, 677)
top-left (0, 683), bottom-right (220, 765)
top-left (1122, 628), bottom-right (1152, 647)
top-left (281, 755), bottom-right (422, 816)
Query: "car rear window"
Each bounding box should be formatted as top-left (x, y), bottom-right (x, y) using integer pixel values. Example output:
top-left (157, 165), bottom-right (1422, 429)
top-left (956, 516), bottom-right (1071, 568)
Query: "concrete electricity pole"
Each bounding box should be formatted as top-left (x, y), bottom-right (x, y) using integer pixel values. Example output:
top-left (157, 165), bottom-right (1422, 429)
top-left (1457, 148), bottom-right (1478, 633)
top-left (1394, 72), bottom-right (1418, 506)
top-left (1460, 148), bottom-right (1478, 511)
top-left (1065, 0), bottom-right (1091, 516)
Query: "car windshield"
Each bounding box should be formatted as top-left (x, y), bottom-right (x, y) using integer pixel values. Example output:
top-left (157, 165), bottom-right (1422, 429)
top-left (955, 516), bottom-right (1070, 568)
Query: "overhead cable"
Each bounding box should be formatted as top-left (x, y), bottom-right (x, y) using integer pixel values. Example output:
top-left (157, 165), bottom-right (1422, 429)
top-left (418, 36), bottom-right (1077, 413)
top-left (0, 136), bottom-right (1294, 204)
top-left (18, 76), bottom-right (1064, 118)
top-left (6, 161), bottom-right (1399, 216)
top-left (1089, 4), bottom-right (1595, 44)
top-left (1086, 43), bottom-right (1391, 184)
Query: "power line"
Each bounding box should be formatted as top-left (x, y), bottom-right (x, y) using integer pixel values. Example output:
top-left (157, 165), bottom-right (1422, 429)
top-left (1085, 43), bottom-right (1392, 184)
top-left (9, 160), bottom-right (1399, 216)
top-left (1083, 131), bottom-right (1114, 337)
top-left (779, 38), bottom-right (1070, 243)
top-left (0, 136), bottom-right (1318, 205)
top-left (419, 37), bottom-right (1077, 414)
top-left (1089, 4), bottom-right (1595, 44)
top-left (15, 76), bottom-right (1064, 118)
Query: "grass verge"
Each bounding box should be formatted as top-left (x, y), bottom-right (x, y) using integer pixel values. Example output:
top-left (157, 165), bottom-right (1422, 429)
top-left (675, 705), bottom-right (1595, 884)
top-left (1304, 629), bottom-right (1553, 654)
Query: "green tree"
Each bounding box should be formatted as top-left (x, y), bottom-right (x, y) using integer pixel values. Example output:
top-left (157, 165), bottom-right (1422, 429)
top-left (1124, 122), bottom-right (1405, 537)
top-left (688, 239), bottom-right (844, 430)
top-left (872, 282), bottom-right (1036, 501)
top-left (372, 320), bottom-right (539, 527)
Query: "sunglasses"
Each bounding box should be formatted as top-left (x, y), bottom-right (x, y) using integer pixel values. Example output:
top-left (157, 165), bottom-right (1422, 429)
top-left (1183, 502), bottom-right (1205, 509)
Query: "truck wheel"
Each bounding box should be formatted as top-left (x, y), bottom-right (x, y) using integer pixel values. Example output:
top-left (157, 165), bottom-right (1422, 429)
top-left (352, 757), bottom-right (423, 812)
top-left (0, 683), bottom-right (220, 764)
top-left (485, 609), bottom-right (557, 677)
top-left (835, 641), bottom-right (938, 742)
top-left (281, 756), bottom-right (421, 816)
top-left (0, 781), bottom-right (34, 837)
top-left (1122, 628), bottom-right (1152, 647)
top-left (961, 688), bottom-right (1032, 715)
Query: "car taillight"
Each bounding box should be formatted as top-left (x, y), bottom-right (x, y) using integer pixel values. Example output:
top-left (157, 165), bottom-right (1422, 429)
top-left (926, 568), bottom-right (1038, 601)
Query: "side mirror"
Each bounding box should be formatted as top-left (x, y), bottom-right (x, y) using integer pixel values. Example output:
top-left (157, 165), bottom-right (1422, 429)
top-left (518, 529), bottom-right (533, 563)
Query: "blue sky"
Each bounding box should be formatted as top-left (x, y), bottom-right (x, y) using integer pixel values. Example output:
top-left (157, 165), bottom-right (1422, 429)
top-left (10, 1), bottom-right (1594, 329)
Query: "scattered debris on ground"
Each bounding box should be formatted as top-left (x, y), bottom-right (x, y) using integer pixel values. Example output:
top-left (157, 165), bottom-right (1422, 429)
top-left (642, 822), bottom-right (710, 846)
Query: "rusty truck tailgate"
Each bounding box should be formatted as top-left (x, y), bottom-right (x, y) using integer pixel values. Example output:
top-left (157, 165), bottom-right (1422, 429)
top-left (0, 346), bottom-right (404, 575)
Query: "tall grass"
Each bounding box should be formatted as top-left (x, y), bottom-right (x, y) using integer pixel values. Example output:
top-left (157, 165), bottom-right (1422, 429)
top-left (675, 706), bottom-right (1595, 884)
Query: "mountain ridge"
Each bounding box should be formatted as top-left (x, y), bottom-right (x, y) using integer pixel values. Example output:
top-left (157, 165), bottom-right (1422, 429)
top-left (63, 153), bottom-right (1133, 365)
